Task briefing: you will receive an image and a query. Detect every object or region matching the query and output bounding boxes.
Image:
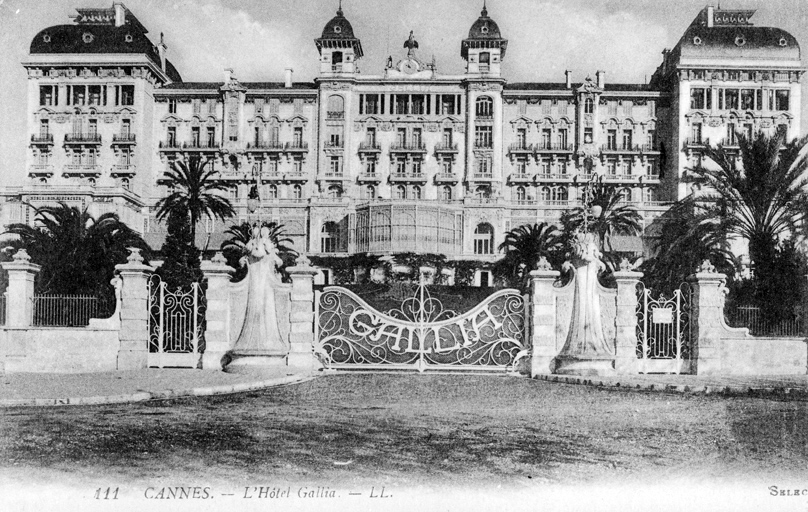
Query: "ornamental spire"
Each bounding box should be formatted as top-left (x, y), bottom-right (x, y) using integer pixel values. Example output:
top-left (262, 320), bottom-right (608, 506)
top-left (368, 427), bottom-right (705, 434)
top-left (337, 0), bottom-right (343, 16)
top-left (481, 0), bottom-right (488, 17)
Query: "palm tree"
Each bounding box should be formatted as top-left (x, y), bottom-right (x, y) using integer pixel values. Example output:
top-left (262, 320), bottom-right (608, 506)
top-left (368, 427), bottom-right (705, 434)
top-left (220, 221), bottom-right (296, 282)
top-left (497, 222), bottom-right (563, 288)
top-left (560, 178), bottom-right (643, 272)
top-left (677, 129), bottom-right (808, 320)
top-left (156, 156), bottom-right (235, 245)
top-left (2, 203), bottom-right (148, 309)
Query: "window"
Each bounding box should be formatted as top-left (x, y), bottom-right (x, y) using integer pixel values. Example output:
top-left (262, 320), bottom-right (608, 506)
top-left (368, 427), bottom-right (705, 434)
top-left (206, 127), bottom-right (216, 147)
top-left (558, 129), bottom-right (568, 148)
top-left (88, 119), bottom-right (97, 136)
top-left (474, 223), bottom-right (494, 255)
top-left (396, 128), bottom-right (407, 146)
top-left (690, 88), bottom-right (708, 110)
top-left (267, 184), bottom-right (278, 200)
top-left (606, 160), bottom-right (617, 176)
top-left (412, 128), bottom-right (422, 147)
top-left (442, 128), bottom-right (453, 147)
top-left (365, 158), bottom-right (376, 175)
top-left (328, 128), bottom-right (342, 147)
top-left (644, 188), bottom-right (656, 203)
top-left (607, 130), bottom-right (617, 150)
top-left (327, 95), bottom-right (344, 116)
top-left (540, 187), bottom-right (551, 201)
top-left (476, 156), bottom-right (491, 176)
top-left (331, 51), bottom-right (343, 71)
top-left (441, 158), bottom-right (452, 174)
top-left (475, 126), bottom-right (493, 148)
top-left (88, 85), bottom-right (103, 106)
top-left (584, 97), bottom-right (594, 114)
top-left (474, 186), bottom-right (491, 199)
top-left (293, 158), bottom-right (303, 174)
top-left (168, 99), bottom-right (177, 114)
top-left (365, 127), bottom-right (376, 146)
top-left (119, 85), bottom-right (134, 106)
top-left (39, 86), bottom-right (57, 106)
top-left (361, 94), bottom-right (381, 115)
top-left (726, 123), bottom-right (737, 145)
top-left (167, 126), bottom-right (177, 146)
top-left (558, 160), bottom-right (567, 175)
top-left (691, 123), bottom-right (702, 143)
top-left (192, 127), bottom-right (201, 147)
top-left (411, 159), bottom-right (422, 175)
top-left (775, 90), bottom-right (790, 111)
top-left (412, 186), bottom-right (422, 200)
top-left (540, 159), bottom-right (550, 176)
top-left (541, 129), bottom-right (551, 148)
top-left (121, 178), bottom-right (130, 190)
top-left (724, 89), bottom-right (739, 110)
top-left (515, 186), bottom-right (526, 202)
top-left (621, 160), bottom-right (631, 176)
top-left (741, 89), bottom-right (755, 110)
top-left (121, 119), bottom-right (131, 136)
top-left (396, 185), bottom-right (406, 200)
top-left (293, 127), bottom-right (303, 146)
top-left (293, 185), bottom-right (303, 200)
top-left (395, 157), bottom-right (406, 175)
top-left (321, 221), bottom-right (339, 253)
top-left (584, 127), bottom-right (593, 144)
top-left (441, 186), bottom-right (452, 201)
top-left (39, 120), bottom-right (49, 137)
top-left (329, 156), bottom-right (341, 175)
top-left (411, 95), bottom-right (425, 115)
top-left (327, 185), bottom-right (342, 199)
top-left (476, 96), bottom-right (493, 117)
top-left (269, 125), bottom-right (280, 144)
top-left (119, 150), bottom-right (131, 165)
top-left (646, 161), bottom-right (658, 177)
top-left (620, 187), bottom-right (632, 203)
top-left (743, 123), bottom-right (753, 141)
top-left (556, 186), bottom-right (568, 201)
top-left (71, 85), bottom-right (86, 106)
top-left (439, 95), bottom-right (459, 115)
top-left (515, 160), bottom-right (527, 175)
top-left (622, 130), bottom-right (633, 150)
top-left (363, 185), bottom-right (376, 200)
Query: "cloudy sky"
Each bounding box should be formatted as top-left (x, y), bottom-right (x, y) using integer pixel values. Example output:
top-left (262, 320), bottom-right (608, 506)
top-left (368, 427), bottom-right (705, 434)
top-left (0, 0), bottom-right (806, 183)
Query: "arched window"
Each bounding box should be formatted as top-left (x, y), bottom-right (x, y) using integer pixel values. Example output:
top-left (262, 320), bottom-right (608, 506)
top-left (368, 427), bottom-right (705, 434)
top-left (331, 51), bottom-right (343, 66)
top-left (540, 187), bottom-right (551, 202)
top-left (584, 97), bottom-right (594, 114)
top-left (442, 185), bottom-right (453, 201)
top-left (327, 94), bottom-right (344, 114)
top-left (87, 177), bottom-right (96, 187)
top-left (293, 184), bottom-right (303, 200)
top-left (475, 185), bottom-right (491, 199)
top-left (321, 221), bottom-right (339, 253)
top-left (39, 177), bottom-right (48, 185)
top-left (364, 185), bottom-right (376, 200)
top-left (476, 96), bottom-right (493, 117)
top-left (395, 185), bottom-right (406, 200)
top-left (412, 185), bottom-right (422, 200)
top-left (327, 185), bottom-right (342, 199)
top-left (515, 186), bottom-right (526, 202)
top-left (644, 187), bottom-right (656, 203)
top-left (474, 223), bottom-right (494, 255)
top-left (267, 184), bottom-right (278, 200)
top-left (121, 178), bottom-right (130, 190)
top-left (556, 186), bottom-right (569, 201)
top-left (620, 187), bottom-right (632, 203)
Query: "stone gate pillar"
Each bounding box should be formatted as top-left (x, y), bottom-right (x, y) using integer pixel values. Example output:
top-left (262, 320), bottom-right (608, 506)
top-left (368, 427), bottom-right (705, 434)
top-left (688, 260), bottom-right (726, 375)
top-left (114, 248), bottom-right (154, 370)
top-left (613, 261), bottom-right (643, 374)
top-left (1, 249), bottom-right (40, 328)
top-left (286, 254), bottom-right (319, 371)
top-left (529, 258), bottom-right (560, 377)
top-left (201, 252), bottom-right (233, 371)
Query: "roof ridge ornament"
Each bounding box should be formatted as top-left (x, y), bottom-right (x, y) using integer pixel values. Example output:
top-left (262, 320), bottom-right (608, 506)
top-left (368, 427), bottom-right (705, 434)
top-left (482, 0), bottom-right (488, 18)
top-left (337, 0), bottom-right (343, 17)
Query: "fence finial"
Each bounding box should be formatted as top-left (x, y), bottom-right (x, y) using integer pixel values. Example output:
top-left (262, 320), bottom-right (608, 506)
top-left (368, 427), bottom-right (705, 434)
top-left (619, 258), bottom-right (632, 272)
top-left (295, 253), bottom-right (313, 268)
top-left (211, 251), bottom-right (227, 266)
top-left (12, 248), bottom-right (31, 263)
top-left (126, 247), bottom-right (144, 264)
top-left (536, 256), bottom-right (552, 271)
top-left (698, 259), bottom-right (716, 273)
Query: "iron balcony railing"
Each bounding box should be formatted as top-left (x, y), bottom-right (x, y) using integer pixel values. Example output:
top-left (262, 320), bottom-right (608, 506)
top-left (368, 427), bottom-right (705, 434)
top-left (508, 143), bottom-right (534, 153)
top-left (183, 141), bottom-right (221, 150)
top-left (358, 141), bottom-right (382, 152)
top-left (390, 142), bottom-right (427, 152)
top-left (246, 140), bottom-right (284, 150)
top-left (285, 141), bottom-right (309, 151)
top-left (474, 141), bottom-right (494, 149)
top-left (65, 133), bottom-right (102, 144)
top-left (434, 142), bottom-right (459, 152)
top-left (112, 133), bottom-right (137, 143)
top-left (31, 134), bottom-right (54, 144)
top-left (159, 140), bottom-right (181, 149)
top-left (32, 294), bottom-right (105, 327)
top-left (601, 143), bottom-right (641, 152)
top-left (535, 142), bottom-right (574, 151)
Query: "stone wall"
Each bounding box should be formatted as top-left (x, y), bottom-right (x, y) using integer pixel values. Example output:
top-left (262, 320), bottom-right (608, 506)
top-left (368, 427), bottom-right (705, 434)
top-left (0, 328), bottom-right (120, 373)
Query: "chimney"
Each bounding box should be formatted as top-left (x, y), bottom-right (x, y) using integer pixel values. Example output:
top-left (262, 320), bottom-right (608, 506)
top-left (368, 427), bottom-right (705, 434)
top-left (706, 5), bottom-right (714, 28)
top-left (157, 32), bottom-right (167, 72)
top-left (565, 70), bottom-right (572, 89)
top-left (284, 68), bottom-right (294, 88)
top-left (223, 68), bottom-right (233, 83)
top-left (596, 70), bottom-right (605, 89)
top-left (114, 3), bottom-right (125, 27)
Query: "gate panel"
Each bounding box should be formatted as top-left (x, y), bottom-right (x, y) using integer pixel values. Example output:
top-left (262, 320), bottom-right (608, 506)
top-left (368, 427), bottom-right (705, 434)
top-left (636, 282), bottom-right (692, 374)
top-left (148, 276), bottom-right (204, 368)
top-left (316, 283), bottom-right (527, 372)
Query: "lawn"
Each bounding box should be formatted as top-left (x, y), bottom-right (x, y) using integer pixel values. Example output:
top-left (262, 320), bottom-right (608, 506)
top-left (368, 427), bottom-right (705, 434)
top-left (1, 374), bottom-right (807, 510)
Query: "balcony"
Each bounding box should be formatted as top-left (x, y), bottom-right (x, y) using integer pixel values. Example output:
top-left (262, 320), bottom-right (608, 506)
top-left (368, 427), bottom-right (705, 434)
top-left (358, 141), bottom-right (381, 153)
top-left (434, 173), bottom-right (459, 184)
top-left (540, 200), bottom-right (571, 207)
top-left (183, 141), bottom-right (221, 151)
top-left (508, 173), bottom-right (532, 183)
top-left (64, 133), bottom-right (102, 144)
top-left (513, 199), bottom-right (538, 206)
top-left (389, 172), bottom-right (427, 183)
top-left (284, 172), bottom-right (309, 181)
top-left (357, 173), bottom-right (382, 183)
top-left (159, 140), bottom-right (182, 150)
top-left (604, 174), bottom-right (636, 182)
top-left (535, 173), bottom-right (572, 181)
top-left (639, 143), bottom-right (661, 154)
top-left (326, 111), bottom-right (344, 120)
top-left (324, 141), bottom-right (344, 152)
top-left (601, 144), bottom-right (641, 154)
top-left (470, 173), bottom-right (495, 181)
top-left (29, 164), bottom-right (54, 175)
top-left (474, 141), bottom-right (494, 150)
top-left (31, 134), bottom-right (54, 145)
top-left (434, 142), bottom-right (459, 153)
top-left (321, 172), bottom-right (349, 182)
top-left (535, 142), bottom-right (574, 153)
top-left (110, 164), bottom-right (136, 176)
top-left (643, 173), bottom-right (661, 183)
top-left (389, 142), bottom-right (427, 153)
top-left (63, 164), bottom-right (100, 175)
top-left (112, 133), bottom-right (137, 144)
top-left (285, 141), bottom-right (309, 153)
top-left (246, 140), bottom-right (284, 151)
top-left (507, 143), bottom-right (534, 154)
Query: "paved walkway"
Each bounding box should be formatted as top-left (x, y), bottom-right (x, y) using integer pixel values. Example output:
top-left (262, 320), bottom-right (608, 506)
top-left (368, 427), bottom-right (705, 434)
top-left (2, 369), bottom-right (808, 407)
top-left (0, 368), bottom-right (314, 407)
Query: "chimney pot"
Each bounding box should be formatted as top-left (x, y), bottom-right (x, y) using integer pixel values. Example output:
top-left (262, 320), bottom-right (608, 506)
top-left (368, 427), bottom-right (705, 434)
top-left (565, 70), bottom-right (572, 89)
top-left (596, 70), bottom-right (605, 89)
top-left (284, 68), bottom-right (293, 88)
top-left (114, 3), bottom-right (125, 27)
top-left (707, 6), bottom-right (715, 28)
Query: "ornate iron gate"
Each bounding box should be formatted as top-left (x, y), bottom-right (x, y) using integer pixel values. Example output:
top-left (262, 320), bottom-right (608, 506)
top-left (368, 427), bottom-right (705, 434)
top-left (147, 275), bottom-right (205, 368)
top-left (636, 282), bottom-right (692, 374)
top-left (315, 282), bottom-right (527, 372)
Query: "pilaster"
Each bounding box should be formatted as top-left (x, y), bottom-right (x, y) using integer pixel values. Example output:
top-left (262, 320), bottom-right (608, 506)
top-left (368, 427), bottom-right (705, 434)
top-left (528, 259), bottom-right (560, 377)
top-left (114, 248), bottom-right (154, 370)
top-left (1, 249), bottom-right (41, 328)
top-left (613, 267), bottom-right (643, 375)
top-left (286, 254), bottom-right (320, 371)
top-left (687, 261), bottom-right (726, 375)
top-left (201, 252), bottom-right (234, 371)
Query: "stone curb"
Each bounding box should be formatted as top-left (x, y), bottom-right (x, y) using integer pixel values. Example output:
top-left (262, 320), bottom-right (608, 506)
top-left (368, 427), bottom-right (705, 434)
top-left (0, 373), bottom-right (316, 408)
top-left (535, 374), bottom-right (808, 400)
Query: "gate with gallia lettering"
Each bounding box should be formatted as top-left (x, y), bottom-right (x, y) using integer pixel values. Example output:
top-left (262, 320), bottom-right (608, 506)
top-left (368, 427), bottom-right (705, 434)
top-left (315, 282), bottom-right (528, 372)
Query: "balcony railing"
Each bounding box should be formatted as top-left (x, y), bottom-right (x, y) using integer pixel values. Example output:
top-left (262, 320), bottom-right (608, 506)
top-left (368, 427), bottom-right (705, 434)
top-left (434, 173), bottom-right (459, 183)
top-left (358, 141), bottom-right (381, 152)
top-left (390, 142), bottom-right (427, 152)
top-left (29, 164), bottom-right (54, 174)
top-left (535, 142), bottom-right (574, 152)
top-left (111, 164), bottom-right (136, 176)
top-left (390, 172), bottom-right (427, 182)
top-left (284, 172), bottom-right (308, 181)
top-left (322, 172), bottom-right (345, 179)
top-left (31, 134), bottom-right (54, 144)
top-left (508, 143), bottom-right (534, 153)
top-left (64, 164), bottom-right (100, 174)
top-left (112, 133), bottom-right (137, 143)
top-left (324, 141), bottom-right (344, 149)
top-left (358, 173), bottom-right (382, 182)
top-left (535, 173), bottom-right (572, 180)
top-left (183, 141), bottom-right (221, 150)
top-left (246, 140), bottom-right (284, 150)
top-left (434, 142), bottom-right (459, 152)
top-left (159, 140), bottom-right (181, 149)
top-left (64, 133), bottom-right (102, 144)
top-left (604, 174), bottom-right (635, 180)
top-left (285, 141), bottom-right (309, 151)
top-left (601, 144), bottom-right (641, 153)
top-left (542, 200), bottom-right (570, 207)
top-left (639, 143), bottom-right (660, 152)
top-left (471, 173), bottom-right (494, 180)
top-left (474, 141), bottom-right (494, 149)
top-left (508, 173), bottom-right (532, 182)
top-left (327, 111), bottom-right (344, 120)
top-left (683, 138), bottom-right (706, 148)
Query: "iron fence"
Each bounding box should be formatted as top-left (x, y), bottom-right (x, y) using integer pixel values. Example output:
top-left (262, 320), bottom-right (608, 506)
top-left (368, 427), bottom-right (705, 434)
top-left (725, 305), bottom-right (802, 337)
top-left (0, 295), bottom-right (5, 326)
top-left (32, 294), bottom-right (103, 327)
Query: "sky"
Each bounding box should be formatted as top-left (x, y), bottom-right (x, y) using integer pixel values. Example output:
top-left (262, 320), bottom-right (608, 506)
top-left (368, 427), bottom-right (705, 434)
top-left (1, 0), bottom-right (807, 184)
